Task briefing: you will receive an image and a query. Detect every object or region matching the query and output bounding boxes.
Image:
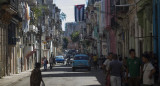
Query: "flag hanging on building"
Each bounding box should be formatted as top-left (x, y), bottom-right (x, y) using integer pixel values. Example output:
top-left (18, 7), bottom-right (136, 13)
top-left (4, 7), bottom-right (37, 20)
top-left (75, 4), bottom-right (85, 22)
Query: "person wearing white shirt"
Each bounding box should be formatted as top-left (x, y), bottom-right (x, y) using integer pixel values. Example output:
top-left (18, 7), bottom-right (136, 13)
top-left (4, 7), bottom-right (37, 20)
top-left (142, 53), bottom-right (156, 86)
top-left (103, 53), bottom-right (113, 86)
top-left (103, 53), bottom-right (113, 72)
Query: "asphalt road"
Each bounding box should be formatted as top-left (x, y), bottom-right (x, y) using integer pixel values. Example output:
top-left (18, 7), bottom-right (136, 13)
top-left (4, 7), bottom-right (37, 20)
top-left (11, 64), bottom-right (105, 86)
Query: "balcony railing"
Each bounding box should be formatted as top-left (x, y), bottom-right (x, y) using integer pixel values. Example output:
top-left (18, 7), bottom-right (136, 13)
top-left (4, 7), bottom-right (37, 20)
top-left (115, 0), bottom-right (129, 13)
top-left (29, 25), bottom-right (38, 33)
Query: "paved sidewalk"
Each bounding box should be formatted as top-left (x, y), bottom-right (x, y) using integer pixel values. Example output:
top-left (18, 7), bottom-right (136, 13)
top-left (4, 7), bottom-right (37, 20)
top-left (0, 65), bottom-right (49, 86)
top-left (0, 69), bottom-right (32, 86)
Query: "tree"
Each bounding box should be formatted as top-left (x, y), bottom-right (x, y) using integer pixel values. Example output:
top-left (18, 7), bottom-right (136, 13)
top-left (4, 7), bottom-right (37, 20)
top-left (63, 37), bottom-right (68, 49)
top-left (60, 12), bottom-right (66, 21)
top-left (31, 5), bottom-right (48, 24)
top-left (70, 31), bottom-right (80, 43)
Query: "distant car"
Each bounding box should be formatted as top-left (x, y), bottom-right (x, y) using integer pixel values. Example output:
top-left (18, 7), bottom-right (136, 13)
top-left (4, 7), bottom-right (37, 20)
top-left (67, 50), bottom-right (77, 56)
top-left (72, 54), bottom-right (91, 71)
top-left (55, 56), bottom-right (65, 64)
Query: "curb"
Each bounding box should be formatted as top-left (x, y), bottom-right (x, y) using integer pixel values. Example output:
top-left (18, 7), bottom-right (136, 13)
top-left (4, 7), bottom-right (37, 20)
top-left (0, 70), bottom-right (32, 86)
top-left (6, 74), bottom-right (31, 86)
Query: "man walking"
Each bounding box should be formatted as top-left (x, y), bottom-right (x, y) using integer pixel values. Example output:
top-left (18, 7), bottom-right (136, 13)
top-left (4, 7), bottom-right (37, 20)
top-left (43, 57), bottom-right (48, 70)
top-left (49, 56), bottom-right (54, 69)
top-left (126, 49), bottom-right (142, 86)
top-left (103, 53), bottom-right (113, 72)
top-left (30, 63), bottom-right (44, 86)
top-left (93, 54), bottom-right (98, 69)
top-left (103, 53), bottom-right (113, 86)
top-left (108, 54), bottom-right (122, 86)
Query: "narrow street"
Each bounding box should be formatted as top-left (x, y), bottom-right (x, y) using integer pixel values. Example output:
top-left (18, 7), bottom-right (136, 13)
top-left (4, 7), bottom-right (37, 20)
top-left (1, 0), bottom-right (160, 86)
top-left (11, 64), bottom-right (105, 86)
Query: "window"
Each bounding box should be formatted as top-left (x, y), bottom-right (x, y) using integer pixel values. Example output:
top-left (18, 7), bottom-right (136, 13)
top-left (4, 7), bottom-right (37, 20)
top-left (8, 22), bottom-right (16, 45)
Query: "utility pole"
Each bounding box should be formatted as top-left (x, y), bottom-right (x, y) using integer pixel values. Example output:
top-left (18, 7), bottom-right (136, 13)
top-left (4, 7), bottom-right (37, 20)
top-left (39, 25), bottom-right (42, 65)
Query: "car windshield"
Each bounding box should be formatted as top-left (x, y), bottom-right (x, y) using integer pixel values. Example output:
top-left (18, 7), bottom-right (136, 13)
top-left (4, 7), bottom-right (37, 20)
top-left (74, 56), bottom-right (89, 60)
top-left (56, 56), bottom-right (63, 59)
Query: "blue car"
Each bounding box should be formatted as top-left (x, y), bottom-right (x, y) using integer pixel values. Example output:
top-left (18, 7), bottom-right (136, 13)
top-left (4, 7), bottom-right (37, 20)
top-left (72, 54), bottom-right (91, 71)
top-left (55, 56), bottom-right (65, 64)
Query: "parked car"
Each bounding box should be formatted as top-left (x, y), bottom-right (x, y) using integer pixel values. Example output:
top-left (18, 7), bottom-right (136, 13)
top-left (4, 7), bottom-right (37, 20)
top-left (72, 54), bottom-right (91, 71)
top-left (55, 56), bottom-right (65, 64)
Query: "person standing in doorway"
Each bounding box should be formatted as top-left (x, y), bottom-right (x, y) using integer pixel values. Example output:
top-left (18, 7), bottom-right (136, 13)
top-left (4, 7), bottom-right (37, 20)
top-left (108, 54), bottom-right (123, 86)
top-left (126, 49), bottom-right (142, 86)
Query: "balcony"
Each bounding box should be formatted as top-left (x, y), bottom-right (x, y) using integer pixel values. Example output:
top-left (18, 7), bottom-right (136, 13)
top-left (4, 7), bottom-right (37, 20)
top-left (1, 0), bottom-right (18, 14)
top-left (115, 0), bottom-right (129, 13)
top-left (29, 25), bottom-right (38, 33)
top-left (19, 0), bottom-right (37, 6)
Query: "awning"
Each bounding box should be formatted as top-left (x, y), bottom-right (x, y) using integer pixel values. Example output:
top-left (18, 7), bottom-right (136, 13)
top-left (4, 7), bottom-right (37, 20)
top-left (25, 50), bottom-right (36, 58)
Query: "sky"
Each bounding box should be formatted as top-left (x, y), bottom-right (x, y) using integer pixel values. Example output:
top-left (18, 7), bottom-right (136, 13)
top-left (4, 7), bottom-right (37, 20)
top-left (54, 0), bottom-right (88, 31)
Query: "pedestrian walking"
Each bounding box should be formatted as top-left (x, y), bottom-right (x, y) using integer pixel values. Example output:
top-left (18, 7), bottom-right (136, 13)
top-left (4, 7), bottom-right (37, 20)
top-left (93, 54), bottom-right (98, 69)
top-left (30, 63), bottom-right (45, 86)
top-left (43, 57), bottom-right (48, 70)
top-left (90, 54), bottom-right (94, 66)
top-left (49, 56), bottom-right (54, 69)
top-left (126, 49), bottom-right (142, 86)
top-left (66, 55), bottom-right (71, 65)
top-left (103, 53), bottom-right (113, 86)
top-left (108, 54), bottom-right (123, 86)
top-left (98, 55), bottom-right (104, 69)
top-left (142, 53), bottom-right (156, 86)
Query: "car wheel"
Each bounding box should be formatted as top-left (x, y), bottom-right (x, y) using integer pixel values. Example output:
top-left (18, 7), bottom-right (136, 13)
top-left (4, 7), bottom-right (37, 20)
top-left (72, 67), bottom-right (76, 71)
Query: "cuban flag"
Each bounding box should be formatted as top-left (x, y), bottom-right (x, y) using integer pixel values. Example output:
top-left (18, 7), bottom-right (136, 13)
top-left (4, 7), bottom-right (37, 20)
top-left (75, 4), bottom-right (85, 22)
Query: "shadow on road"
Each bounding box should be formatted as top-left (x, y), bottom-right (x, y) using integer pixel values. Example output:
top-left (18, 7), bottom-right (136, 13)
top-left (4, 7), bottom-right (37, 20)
top-left (41, 65), bottom-right (72, 72)
top-left (42, 65), bottom-right (105, 86)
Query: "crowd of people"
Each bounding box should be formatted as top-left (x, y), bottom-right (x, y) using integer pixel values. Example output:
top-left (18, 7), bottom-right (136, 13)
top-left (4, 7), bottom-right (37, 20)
top-left (29, 49), bottom-right (159, 86)
top-left (99, 49), bottom-right (159, 86)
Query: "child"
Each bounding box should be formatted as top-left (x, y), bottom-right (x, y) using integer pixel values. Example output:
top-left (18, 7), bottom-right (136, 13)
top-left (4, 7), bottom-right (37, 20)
top-left (142, 53), bottom-right (156, 86)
